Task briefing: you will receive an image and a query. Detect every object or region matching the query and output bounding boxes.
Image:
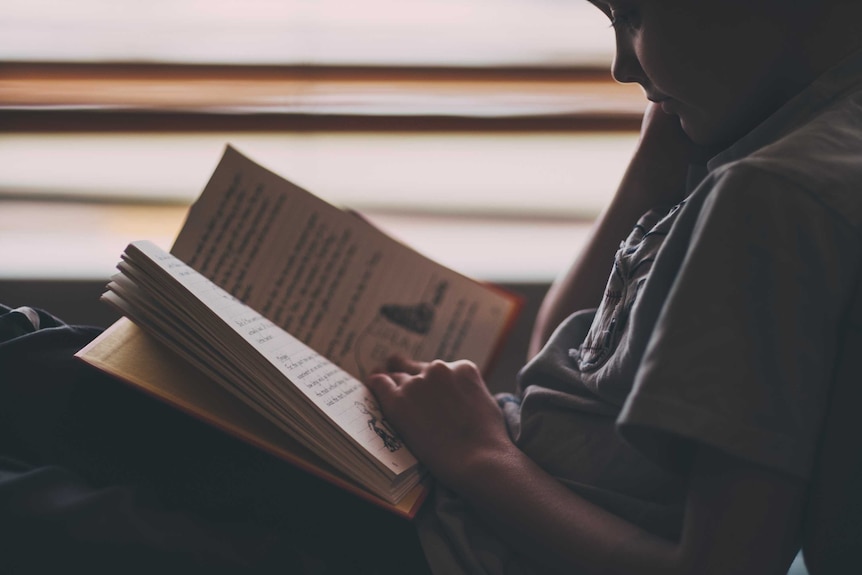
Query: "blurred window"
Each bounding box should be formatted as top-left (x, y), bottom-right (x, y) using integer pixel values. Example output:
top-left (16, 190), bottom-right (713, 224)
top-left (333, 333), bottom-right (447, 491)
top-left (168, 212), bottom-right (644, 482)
top-left (0, 0), bottom-right (643, 281)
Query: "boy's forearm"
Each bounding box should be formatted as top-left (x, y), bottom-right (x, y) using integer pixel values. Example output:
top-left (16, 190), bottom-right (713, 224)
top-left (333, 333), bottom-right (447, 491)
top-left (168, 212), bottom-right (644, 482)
top-left (447, 442), bottom-right (678, 574)
top-left (444, 442), bottom-right (804, 575)
top-left (529, 164), bottom-right (672, 356)
top-left (529, 107), bottom-right (696, 357)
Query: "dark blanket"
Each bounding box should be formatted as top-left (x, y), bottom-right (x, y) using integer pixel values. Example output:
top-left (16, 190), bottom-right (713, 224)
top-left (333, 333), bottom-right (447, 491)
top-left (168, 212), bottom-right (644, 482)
top-left (0, 304), bottom-right (428, 574)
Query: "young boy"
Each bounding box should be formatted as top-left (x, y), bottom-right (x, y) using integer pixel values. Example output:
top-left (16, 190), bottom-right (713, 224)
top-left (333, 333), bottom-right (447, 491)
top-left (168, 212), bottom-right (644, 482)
top-left (367, 1), bottom-right (862, 573)
top-left (3, 1), bottom-right (862, 574)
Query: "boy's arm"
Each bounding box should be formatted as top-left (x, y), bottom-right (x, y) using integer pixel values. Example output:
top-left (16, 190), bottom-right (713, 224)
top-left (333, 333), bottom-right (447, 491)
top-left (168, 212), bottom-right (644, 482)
top-left (455, 436), bottom-right (804, 575)
top-left (367, 357), bottom-right (805, 575)
top-left (529, 105), bottom-right (698, 357)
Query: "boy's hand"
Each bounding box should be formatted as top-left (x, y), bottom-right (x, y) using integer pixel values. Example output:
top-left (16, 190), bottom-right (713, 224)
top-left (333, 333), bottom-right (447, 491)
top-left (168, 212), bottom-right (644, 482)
top-left (629, 102), bottom-right (703, 207)
top-left (365, 356), bottom-right (513, 487)
top-left (639, 102), bottom-right (696, 156)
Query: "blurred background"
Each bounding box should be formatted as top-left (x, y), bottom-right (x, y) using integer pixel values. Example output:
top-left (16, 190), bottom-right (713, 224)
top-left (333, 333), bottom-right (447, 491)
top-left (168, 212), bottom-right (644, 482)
top-left (0, 0), bottom-right (644, 386)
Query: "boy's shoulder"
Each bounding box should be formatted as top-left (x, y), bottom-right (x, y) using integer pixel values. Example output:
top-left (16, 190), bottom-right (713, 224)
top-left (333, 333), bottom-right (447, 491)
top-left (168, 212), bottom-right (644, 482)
top-left (702, 77), bottom-right (862, 234)
top-left (695, 47), bottom-right (862, 233)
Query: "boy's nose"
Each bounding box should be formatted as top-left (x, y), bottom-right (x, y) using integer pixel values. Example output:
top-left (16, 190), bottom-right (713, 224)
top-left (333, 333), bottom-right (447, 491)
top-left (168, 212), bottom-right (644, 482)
top-left (611, 37), bottom-right (645, 86)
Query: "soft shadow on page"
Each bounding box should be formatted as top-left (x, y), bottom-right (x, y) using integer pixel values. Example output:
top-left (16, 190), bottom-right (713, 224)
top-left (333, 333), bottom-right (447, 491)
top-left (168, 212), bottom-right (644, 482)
top-left (170, 146), bottom-right (518, 380)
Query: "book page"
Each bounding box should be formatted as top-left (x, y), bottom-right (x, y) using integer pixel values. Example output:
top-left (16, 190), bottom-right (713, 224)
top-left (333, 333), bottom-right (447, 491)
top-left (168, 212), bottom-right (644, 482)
top-left (171, 146), bottom-right (518, 379)
top-left (128, 240), bottom-right (418, 477)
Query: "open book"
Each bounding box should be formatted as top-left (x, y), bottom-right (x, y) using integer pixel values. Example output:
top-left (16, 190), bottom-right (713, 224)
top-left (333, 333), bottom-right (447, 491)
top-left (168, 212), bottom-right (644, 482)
top-left (77, 146), bottom-right (521, 518)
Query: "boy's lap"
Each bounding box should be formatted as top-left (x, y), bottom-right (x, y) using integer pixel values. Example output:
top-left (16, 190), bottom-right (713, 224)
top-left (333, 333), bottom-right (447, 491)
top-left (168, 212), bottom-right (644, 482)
top-left (0, 304), bottom-right (428, 574)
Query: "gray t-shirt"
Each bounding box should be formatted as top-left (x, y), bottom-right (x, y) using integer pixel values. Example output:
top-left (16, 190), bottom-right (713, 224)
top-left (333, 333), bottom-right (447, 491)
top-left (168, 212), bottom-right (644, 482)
top-left (418, 48), bottom-right (862, 575)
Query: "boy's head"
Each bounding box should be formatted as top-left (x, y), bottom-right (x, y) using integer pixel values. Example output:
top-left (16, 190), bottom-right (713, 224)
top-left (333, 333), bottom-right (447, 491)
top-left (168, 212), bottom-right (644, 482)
top-left (587, 0), bottom-right (862, 150)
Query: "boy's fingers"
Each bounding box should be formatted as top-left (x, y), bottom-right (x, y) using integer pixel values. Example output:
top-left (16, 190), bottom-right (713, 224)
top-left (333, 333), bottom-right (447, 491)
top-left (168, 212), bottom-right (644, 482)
top-left (365, 373), bottom-right (397, 398)
top-left (386, 354), bottom-right (423, 374)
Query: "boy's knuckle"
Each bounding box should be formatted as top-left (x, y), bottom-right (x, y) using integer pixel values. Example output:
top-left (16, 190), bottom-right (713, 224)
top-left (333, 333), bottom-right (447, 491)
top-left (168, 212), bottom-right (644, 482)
top-left (427, 359), bottom-right (450, 374)
top-left (452, 360), bottom-right (479, 375)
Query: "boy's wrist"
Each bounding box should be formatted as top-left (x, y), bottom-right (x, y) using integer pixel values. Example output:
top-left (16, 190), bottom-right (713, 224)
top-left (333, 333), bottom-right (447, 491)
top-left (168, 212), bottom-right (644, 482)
top-left (439, 440), bottom-right (527, 496)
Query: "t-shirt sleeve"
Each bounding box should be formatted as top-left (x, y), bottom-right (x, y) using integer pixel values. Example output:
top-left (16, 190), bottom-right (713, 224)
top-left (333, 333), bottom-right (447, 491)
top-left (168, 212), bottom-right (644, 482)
top-left (617, 164), bottom-right (861, 480)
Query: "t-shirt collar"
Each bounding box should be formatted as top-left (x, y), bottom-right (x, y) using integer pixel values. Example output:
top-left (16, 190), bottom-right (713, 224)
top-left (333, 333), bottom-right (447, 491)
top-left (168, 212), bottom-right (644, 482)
top-left (707, 47), bottom-right (862, 172)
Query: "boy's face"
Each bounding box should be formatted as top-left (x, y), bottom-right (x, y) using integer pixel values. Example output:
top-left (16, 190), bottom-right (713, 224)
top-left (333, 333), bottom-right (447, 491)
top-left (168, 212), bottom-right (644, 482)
top-left (588, 0), bottom-right (804, 149)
